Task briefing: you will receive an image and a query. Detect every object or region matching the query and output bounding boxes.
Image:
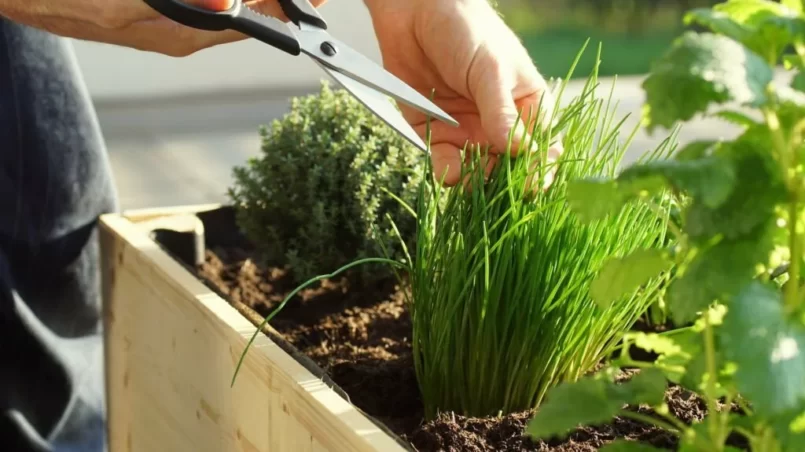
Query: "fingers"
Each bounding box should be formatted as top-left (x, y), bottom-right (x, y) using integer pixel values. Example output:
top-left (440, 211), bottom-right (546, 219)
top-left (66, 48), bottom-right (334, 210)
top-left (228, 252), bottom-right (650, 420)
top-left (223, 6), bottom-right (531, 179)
top-left (431, 143), bottom-right (464, 186)
top-left (469, 53), bottom-right (529, 156)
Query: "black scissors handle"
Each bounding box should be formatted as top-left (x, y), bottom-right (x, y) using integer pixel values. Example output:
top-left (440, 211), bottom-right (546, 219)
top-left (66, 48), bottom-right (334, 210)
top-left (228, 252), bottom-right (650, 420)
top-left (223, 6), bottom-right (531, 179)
top-left (142, 0), bottom-right (326, 55)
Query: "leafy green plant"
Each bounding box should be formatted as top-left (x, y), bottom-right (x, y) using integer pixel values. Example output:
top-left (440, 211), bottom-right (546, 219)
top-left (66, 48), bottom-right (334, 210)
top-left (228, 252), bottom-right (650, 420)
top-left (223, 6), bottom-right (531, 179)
top-left (404, 51), bottom-right (677, 419)
top-left (227, 81), bottom-right (423, 284)
top-left (526, 1), bottom-right (805, 450)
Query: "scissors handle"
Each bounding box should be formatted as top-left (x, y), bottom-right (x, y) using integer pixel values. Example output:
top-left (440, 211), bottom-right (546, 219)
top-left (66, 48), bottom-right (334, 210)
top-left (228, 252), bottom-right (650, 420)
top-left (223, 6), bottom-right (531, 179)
top-left (277, 0), bottom-right (326, 29)
top-left (142, 0), bottom-right (301, 55)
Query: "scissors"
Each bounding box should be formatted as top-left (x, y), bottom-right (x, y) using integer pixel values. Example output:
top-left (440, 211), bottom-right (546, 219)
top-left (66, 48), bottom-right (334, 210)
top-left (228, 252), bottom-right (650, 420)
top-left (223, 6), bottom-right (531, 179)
top-left (141, 0), bottom-right (459, 153)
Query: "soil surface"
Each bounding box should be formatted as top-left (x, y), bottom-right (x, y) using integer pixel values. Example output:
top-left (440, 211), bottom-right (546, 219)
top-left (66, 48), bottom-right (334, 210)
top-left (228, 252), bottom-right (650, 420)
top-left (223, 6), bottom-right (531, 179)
top-left (170, 208), bottom-right (745, 451)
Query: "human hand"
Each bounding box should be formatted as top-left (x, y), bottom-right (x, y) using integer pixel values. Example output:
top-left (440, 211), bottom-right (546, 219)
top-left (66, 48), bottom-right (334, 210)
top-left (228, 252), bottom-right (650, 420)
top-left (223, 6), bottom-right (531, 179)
top-left (0, 0), bottom-right (327, 56)
top-left (364, 0), bottom-right (562, 186)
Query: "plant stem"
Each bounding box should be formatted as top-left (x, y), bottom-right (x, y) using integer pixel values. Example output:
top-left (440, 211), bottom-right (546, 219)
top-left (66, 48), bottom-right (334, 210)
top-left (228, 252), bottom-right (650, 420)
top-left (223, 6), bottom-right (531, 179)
top-left (617, 409), bottom-right (681, 434)
top-left (787, 197), bottom-right (801, 311)
top-left (764, 104), bottom-right (802, 312)
top-left (702, 313), bottom-right (723, 450)
top-left (645, 198), bottom-right (685, 248)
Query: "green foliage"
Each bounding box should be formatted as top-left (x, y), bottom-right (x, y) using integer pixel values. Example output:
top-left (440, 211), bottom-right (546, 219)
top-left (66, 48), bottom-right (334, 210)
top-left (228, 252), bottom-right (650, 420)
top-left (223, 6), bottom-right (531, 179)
top-left (527, 368), bottom-right (667, 439)
top-left (527, 1), bottom-right (805, 450)
top-left (227, 81), bottom-right (423, 284)
top-left (407, 46), bottom-right (676, 419)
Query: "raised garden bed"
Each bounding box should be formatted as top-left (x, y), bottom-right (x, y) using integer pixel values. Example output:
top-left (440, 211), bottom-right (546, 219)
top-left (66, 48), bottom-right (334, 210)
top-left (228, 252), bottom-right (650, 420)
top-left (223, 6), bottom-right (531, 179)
top-left (100, 203), bottom-right (722, 452)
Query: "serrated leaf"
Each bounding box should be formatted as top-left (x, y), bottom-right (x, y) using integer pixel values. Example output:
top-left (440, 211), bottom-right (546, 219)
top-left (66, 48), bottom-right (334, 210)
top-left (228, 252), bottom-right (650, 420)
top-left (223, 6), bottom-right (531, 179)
top-left (720, 281), bottom-right (805, 415)
top-left (622, 368), bottom-right (669, 407)
top-left (642, 32), bottom-right (774, 130)
top-left (566, 179), bottom-right (627, 222)
top-left (674, 140), bottom-right (718, 161)
top-left (600, 440), bottom-right (665, 451)
top-left (684, 8), bottom-right (754, 47)
top-left (794, 71), bottom-right (805, 93)
top-left (567, 174), bottom-right (667, 222)
top-left (619, 153), bottom-right (736, 209)
top-left (627, 331), bottom-right (686, 356)
top-left (713, 109), bottom-right (761, 127)
top-left (651, 330), bottom-right (701, 382)
top-left (526, 368), bottom-right (667, 440)
top-left (667, 221), bottom-right (775, 325)
top-left (708, 0), bottom-right (805, 59)
top-left (683, 136), bottom-right (785, 241)
top-left (591, 249), bottom-right (673, 307)
top-left (526, 378), bottom-right (626, 440)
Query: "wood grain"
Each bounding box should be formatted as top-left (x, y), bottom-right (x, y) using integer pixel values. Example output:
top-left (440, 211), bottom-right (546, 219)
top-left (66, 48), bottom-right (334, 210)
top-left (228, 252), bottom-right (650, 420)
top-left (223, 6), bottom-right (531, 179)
top-left (99, 206), bottom-right (406, 452)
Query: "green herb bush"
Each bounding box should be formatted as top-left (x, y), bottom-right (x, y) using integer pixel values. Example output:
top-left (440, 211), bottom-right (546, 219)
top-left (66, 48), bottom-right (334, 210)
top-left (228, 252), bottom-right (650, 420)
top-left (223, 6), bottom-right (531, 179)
top-left (527, 1), bottom-right (805, 450)
top-left (227, 81), bottom-right (423, 284)
top-left (404, 48), bottom-right (679, 419)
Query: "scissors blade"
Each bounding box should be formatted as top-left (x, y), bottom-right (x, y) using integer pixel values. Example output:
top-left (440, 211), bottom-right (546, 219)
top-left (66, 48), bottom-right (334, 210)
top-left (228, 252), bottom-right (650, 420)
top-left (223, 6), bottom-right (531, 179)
top-left (313, 59), bottom-right (430, 154)
top-left (295, 23), bottom-right (459, 128)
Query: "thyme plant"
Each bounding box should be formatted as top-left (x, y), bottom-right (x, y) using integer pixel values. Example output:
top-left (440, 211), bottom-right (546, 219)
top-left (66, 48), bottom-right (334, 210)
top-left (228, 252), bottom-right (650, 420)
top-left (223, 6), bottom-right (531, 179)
top-left (228, 81), bottom-right (423, 284)
top-left (527, 1), bottom-right (805, 450)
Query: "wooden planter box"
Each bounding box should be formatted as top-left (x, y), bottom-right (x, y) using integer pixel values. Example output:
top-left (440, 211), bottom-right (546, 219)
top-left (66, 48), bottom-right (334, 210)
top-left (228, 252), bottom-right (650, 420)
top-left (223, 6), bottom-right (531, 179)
top-left (99, 204), bottom-right (407, 452)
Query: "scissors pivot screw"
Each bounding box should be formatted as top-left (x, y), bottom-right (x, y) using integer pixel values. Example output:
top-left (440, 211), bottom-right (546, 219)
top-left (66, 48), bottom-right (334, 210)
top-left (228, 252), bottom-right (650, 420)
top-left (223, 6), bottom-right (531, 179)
top-left (320, 41), bottom-right (338, 56)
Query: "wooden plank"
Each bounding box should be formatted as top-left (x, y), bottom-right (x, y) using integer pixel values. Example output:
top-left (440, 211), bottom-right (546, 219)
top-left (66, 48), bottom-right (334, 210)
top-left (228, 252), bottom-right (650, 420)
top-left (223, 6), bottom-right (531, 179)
top-left (99, 211), bottom-right (406, 452)
top-left (120, 203), bottom-right (222, 224)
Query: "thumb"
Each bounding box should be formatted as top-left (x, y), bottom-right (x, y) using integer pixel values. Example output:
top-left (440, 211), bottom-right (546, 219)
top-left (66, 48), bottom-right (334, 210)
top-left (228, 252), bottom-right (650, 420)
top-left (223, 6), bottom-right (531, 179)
top-left (472, 62), bottom-right (529, 155)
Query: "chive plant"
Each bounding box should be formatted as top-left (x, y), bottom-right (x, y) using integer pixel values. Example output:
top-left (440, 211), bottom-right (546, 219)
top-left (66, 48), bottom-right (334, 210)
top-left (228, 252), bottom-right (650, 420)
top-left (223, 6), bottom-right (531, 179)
top-left (405, 47), bottom-right (678, 418)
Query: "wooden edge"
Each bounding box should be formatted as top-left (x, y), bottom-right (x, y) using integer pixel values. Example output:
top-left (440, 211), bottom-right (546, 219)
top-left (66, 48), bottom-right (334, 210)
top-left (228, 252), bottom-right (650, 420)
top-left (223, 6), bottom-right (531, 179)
top-left (99, 211), bottom-right (407, 452)
top-left (120, 203), bottom-right (223, 224)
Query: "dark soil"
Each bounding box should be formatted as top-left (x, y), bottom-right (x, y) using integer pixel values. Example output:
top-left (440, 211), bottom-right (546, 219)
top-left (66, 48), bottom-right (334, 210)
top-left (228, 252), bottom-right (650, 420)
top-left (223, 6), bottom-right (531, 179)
top-left (156, 207), bottom-right (748, 451)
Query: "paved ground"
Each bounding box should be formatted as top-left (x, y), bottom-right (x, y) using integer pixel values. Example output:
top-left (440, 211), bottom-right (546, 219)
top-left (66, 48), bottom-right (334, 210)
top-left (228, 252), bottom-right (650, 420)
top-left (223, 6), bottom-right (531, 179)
top-left (97, 75), bottom-right (752, 211)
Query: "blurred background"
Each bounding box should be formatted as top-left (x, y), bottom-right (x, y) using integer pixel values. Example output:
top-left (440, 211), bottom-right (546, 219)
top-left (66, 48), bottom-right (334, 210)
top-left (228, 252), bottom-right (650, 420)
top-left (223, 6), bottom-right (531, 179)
top-left (71, 0), bottom-right (742, 210)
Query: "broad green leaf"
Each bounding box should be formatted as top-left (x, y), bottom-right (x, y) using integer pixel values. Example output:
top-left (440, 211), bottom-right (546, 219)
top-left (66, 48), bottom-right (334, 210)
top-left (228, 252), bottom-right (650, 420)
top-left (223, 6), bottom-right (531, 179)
top-left (526, 377), bottom-right (626, 439)
top-left (684, 8), bottom-right (754, 48)
top-left (720, 281), bottom-right (805, 415)
top-left (600, 440), bottom-right (665, 451)
top-left (628, 330), bottom-right (700, 383)
top-left (770, 406), bottom-right (805, 452)
top-left (683, 137), bottom-right (785, 241)
top-left (674, 140), bottom-right (718, 161)
top-left (526, 368), bottom-right (667, 439)
top-left (794, 71), bottom-right (805, 93)
top-left (619, 153), bottom-right (736, 209)
top-left (642, 32), bottom-right (774, 130)
top-left (566, 179), bottom-right (627, 222)
top-left (667, 220), bottom-right (775, 325)
top-left (620, 368), bottom-right (669, 407)
top-left (708, 0), bottom-right (805, 59)
top-left (566, 174), bottom-right (666, 222)
top-left (713, 109), bottom-right (761, 128)
top-left (591, 249), bottom-right (673, 307)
